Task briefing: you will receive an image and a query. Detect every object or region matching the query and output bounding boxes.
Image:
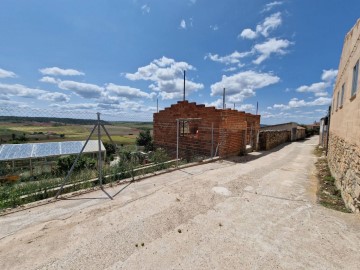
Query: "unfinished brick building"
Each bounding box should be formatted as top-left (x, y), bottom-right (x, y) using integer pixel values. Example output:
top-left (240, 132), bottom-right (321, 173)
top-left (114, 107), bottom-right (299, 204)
top-left (153, 101), bottom-right (260, 159)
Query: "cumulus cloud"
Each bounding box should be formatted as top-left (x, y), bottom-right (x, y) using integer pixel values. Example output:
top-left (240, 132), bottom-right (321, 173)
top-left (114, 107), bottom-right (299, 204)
top-left (239, 12), bottom-right (282, 39)
top-left (125, 56), bottom-right (204, 100)
top-left (296, 69), bottom-right (338, 96)
top-left (205, 51), bottom-right (252, 65)
top-left (39, 92), bottom-right (70, 102)
top-left (0, 83), bottom-right (48, 98)
top-left (0, 83), bottom-right (69, 102)
top-left (39, 67), bottom-right (85, 76)
top-left (106, 83), bottom-right (156, 99)
top-left (210, 71), bottom-right (280, 102)
top-left (253, 38), bottom-right (292, 64)
top-left (58, 80), bottom-right (103, 99)
top-left (237, 104), bottom-right (255, 111)
top-left (39, 76), bottom-right (60, 84)
top-left (272, 97), bottom-right (332, 110)
top-left (321, 69), bottom-right (338, 82)
top-left (0, 68), bottom-right (16, 78)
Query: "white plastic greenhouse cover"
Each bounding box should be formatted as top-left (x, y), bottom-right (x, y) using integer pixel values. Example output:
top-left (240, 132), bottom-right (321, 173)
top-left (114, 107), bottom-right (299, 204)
top-left (0, 140), bottom-right (105, 161)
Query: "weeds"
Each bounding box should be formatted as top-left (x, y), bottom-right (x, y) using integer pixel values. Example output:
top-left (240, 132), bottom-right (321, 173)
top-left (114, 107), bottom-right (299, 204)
top-left (314, 149), bottom-right (351, 213)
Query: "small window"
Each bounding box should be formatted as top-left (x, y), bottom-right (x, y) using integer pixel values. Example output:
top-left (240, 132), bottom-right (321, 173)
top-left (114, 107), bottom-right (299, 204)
top-left (336, 91), bottom-right (340, 110)
top-left (340, 83), bottom-right (345, 107)
top-left (351, 60), bottom-right (359, 97)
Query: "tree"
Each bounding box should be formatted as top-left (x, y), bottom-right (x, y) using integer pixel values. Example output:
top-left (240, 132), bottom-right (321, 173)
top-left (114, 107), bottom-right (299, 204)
top-left (136, 129), bottom-right (154, 151)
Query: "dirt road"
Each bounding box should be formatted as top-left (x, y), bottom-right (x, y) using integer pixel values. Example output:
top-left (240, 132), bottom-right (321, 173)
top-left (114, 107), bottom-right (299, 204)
top-left (1, 136), bottom-right (359, 269)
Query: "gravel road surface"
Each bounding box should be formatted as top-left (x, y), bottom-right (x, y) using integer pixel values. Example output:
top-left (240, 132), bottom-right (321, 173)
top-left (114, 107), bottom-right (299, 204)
top-left (1, 136), bottom-right (359, 270)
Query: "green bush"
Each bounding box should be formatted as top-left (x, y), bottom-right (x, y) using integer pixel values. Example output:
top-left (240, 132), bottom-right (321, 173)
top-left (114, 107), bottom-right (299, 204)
top-left (56, 155), bottom-right (96, 175)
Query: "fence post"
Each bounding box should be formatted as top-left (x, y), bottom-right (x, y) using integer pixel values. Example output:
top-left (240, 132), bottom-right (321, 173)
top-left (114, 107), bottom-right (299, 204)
top-left (176, 119), bottom-right (179, 167)
top-left (211, 123), bottom-right (214, 158)
top-left (97, 112), bottom-right (103, 186)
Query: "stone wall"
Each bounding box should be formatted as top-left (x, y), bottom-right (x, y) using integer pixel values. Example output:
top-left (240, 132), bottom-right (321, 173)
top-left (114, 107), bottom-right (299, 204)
top-left (296, 128), bottom-right (306, 140)
top-left (258, 130), bottom-right (291, 151)
top-left (327, 132), bottom-right (360, 213)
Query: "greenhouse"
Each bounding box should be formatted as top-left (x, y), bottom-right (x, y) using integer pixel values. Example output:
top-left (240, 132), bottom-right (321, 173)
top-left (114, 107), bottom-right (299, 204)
top-left (0, 140), bottom-right (105, 179)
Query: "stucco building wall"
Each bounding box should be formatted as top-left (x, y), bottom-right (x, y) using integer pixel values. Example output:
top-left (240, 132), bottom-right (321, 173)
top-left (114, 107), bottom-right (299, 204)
top-left (328, 19), bottom-right (360, 212)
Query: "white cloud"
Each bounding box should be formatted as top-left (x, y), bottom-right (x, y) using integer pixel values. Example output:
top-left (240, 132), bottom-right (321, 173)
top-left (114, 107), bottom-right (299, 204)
top-left (205, 50), bottom-right (252, 65)
top-left (272, 97), bottom-right (332, 110)
top-left (39, 92), bottom-right (70, 102)
top-left (180, 19), bottom-right (186, 29)
top-left (321, 69), bottom-right (338, 82)
top-left (240, 29), bottom-right (257, 39)
top-left (262, 1), bottom-right (283, 13)
top-left (106, 83), bottom-right (155, 99)
top-left (238, 104), bottom-right (255, 111)
top-left (253, 38), bottom-right (292, 64)
top-left (210, 71), bottom-right (280, 102)
top-left (0, 83), bottom-right (69, 102)
top-left (223, 67), bottom-right (237, 72)
top-left (141, 4), bottom-right (150, 14)
top-left (39, 67), bottom-right (85, 76)
top-left (296, 69), bottom-right (338, 96)
top-left (0, 68), bottom-right (16, 78)
top-left (125, 56), bottom-right (204, 100)
top-left (239, 12), bottom-right (282, 40)
top-left (39, 76), bottom-right (60, 84)
top-left (0, 83), bottom-right (47, 98)
top-left (58, 80), bottom-right (103, 98)
top-left (50, 103), bottom-right (98, 111)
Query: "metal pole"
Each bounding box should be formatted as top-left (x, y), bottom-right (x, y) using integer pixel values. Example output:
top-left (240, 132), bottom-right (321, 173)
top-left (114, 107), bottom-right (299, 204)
top-left (55, 124), bottom-right (98, 198)
top-left (233, 103), bottom-right (235, 110)
top-left (223, 88), bottom-right (225, 109)
top-left (183, 70), bottom-right (186, 101)
top-left (157, 98), bottom-right (158, 113)
top-left (211, 123), bottom-right (214, 158)
top-left (97, 112), bottom-right (103, 187)
top-left (176, 119), bottom-right (179, 167)
top-left (256, 101), bottom-right (259, 115)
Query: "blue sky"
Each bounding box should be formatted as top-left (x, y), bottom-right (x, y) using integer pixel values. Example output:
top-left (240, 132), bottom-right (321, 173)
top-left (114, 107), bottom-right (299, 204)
top-left (0, 0), bottom-right (359, 124)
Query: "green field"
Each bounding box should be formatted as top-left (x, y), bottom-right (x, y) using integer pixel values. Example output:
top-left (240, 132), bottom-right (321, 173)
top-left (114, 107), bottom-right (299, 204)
top-left (0, 121), bottom-right (153, 145)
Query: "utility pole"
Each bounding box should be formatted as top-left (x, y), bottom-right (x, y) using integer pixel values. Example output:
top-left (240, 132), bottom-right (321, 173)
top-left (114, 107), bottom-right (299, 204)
top-left (223, 88), bottom-right (225, 109)
top-left (183, 70), bottom-right (186, 101)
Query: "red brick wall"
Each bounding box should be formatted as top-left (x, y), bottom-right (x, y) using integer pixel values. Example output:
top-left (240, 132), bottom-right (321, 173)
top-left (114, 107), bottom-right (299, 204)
top-left (153, 101), bottom-right (260, 158)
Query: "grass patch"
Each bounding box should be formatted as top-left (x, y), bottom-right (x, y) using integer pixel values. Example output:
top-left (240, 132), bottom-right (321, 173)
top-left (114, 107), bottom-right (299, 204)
top-left (313, 145), bottom-right (323, 157)
top-left (314, 150), bottom-right (351, 213)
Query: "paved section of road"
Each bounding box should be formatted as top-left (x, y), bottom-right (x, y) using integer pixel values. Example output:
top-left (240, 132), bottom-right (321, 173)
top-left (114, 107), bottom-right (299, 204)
top-left (1, 136), bottom-right (359, 269)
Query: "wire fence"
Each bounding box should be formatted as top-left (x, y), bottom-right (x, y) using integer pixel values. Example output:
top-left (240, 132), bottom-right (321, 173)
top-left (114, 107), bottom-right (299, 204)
top-left (0, 106), bottom-right (258, 210)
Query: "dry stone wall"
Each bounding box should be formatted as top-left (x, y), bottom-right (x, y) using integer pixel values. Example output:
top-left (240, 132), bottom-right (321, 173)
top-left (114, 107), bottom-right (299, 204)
top-left (327, 133), bottom-right (360, 213)
top-left (259, 130), bottom-right (291, 151)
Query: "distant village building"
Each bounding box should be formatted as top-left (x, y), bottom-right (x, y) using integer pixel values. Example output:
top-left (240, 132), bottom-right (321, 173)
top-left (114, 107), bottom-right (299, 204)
top-left (319, 116), bottom-right (329, 148)
top-left (153, 101), bottom-right (260, 158)
top-left (260, 122), bottom-right (306, 141)
top-left (328, 18), bottom-right (360, 212)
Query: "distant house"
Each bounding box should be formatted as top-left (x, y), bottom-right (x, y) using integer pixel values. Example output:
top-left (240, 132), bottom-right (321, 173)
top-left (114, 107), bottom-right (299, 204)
top-left (153, 101), bottom-right (260, 158)
top-left (260, 122), bottom-right (306, 141)
top-left (328, 18), bottom-right (360, 212)
top-left (319, 116), bottom-right (329, 148)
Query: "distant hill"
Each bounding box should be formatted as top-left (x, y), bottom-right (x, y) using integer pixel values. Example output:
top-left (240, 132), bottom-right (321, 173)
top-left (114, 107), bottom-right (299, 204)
top-left (0, 116), bottom-right (110, 125)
